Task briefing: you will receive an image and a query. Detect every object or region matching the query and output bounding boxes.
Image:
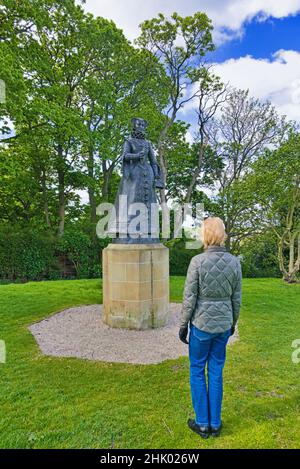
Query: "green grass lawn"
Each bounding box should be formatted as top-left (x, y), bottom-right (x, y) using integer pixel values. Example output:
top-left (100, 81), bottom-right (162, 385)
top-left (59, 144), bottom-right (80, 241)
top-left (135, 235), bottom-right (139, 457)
top-left (0, 277), bottom-right (300, 449)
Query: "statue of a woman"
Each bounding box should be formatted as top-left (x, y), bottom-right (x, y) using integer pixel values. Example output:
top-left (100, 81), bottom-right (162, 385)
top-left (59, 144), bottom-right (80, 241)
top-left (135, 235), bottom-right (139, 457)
top-left (111, 117), bottom-right (164, 243)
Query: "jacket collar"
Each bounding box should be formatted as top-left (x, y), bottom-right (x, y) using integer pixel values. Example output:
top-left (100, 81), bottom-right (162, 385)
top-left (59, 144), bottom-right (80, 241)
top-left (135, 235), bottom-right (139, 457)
top-left (204, 245), bottom-right (227, 253)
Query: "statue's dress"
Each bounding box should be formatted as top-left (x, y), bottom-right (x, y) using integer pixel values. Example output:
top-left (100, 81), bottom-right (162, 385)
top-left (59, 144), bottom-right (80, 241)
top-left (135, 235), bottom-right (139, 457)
top-left (111, 136), bottom-right (160, 242)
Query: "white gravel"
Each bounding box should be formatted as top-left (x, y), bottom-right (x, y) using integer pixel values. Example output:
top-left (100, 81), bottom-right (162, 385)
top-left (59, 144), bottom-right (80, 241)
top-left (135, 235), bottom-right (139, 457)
top-left (29, 304), bottom-right (239, 365)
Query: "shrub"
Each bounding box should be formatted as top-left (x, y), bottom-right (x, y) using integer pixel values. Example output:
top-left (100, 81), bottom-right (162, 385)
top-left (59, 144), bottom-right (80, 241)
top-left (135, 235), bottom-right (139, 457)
top-left (166, 238), bottom-right (201, 276)
top-left (56, 227), bottom-right (109, 279)
top-left (0, 225), bottom-right (55, 281)
top-left (240, 233), bottom-right (281, 278)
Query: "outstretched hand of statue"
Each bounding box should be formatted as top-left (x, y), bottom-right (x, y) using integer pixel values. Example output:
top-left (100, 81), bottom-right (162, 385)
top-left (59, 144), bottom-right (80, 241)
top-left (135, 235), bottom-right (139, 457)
top-left (154, 164), bottom-right (164, 189)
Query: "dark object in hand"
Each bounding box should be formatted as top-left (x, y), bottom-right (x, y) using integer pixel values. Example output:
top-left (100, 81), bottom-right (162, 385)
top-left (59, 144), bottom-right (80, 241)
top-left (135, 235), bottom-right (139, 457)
top-left (230, 325), bottom-right (235, 336)
top-left (179, 326), bottom-right (189, 344)
top-left (155, 175), bottom-right (164, 189)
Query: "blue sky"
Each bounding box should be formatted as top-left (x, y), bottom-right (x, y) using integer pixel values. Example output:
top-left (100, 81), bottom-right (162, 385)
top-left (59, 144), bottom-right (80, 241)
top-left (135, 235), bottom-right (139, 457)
top-left (210, 15), bottom-right (300, 62)
top-left (82, 0), bottom-right (300, 123)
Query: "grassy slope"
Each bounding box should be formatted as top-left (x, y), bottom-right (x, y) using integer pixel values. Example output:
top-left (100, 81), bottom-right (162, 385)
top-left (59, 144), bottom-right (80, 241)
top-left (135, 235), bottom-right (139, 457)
top-left (0, 277), bottom-right (299, 449)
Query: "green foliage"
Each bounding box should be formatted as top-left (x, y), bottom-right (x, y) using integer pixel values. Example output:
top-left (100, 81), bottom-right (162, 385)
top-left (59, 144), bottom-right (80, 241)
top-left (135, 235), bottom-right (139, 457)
top-left (240, 233), bottom-right (281, 278)
top-left (0, 1), bottom-right (297, 280)
top-left (0, 0), bottom-right (170, 235)
top-left (244, 133), bottom-right (300, 280)
top-left (0, 220), bottom-right (282, 281)
top-left (165, 237), bottom-right (202, 276)
top-left (56, 229), bottom-right (92, 278)
top-left (0, 223), bottom-right (112, 282)
top-left (208, 89), bottom-right (286, 251)
top-left (0, 225), bottom-right (55, 281)
top-left (137, 12), bottom-right (215, 84)
top-left (169, 247), bottom-right (200, 276)
top-left (56, 227), bottom-right (107, 279)
top-left (167, 128), bottom-right (223, 204)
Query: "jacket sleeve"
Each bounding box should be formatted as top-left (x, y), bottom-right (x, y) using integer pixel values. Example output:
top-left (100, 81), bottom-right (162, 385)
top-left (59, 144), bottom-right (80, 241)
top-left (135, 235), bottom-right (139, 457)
top-left (180, 257), bottom-right (199, 328)
top-left (122, 140), bottom-right (140, 161)
top-left (231, 258), bottom-right (242, 326)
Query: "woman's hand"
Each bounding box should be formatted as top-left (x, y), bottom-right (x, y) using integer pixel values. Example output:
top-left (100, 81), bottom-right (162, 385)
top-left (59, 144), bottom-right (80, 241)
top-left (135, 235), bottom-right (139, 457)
top-left (179, 326), bottom-right (189, 344)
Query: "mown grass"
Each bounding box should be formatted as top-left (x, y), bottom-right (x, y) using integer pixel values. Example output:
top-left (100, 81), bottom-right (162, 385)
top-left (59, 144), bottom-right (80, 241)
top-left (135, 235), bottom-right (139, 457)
top-left (0, 277), bottom-right (300, 448)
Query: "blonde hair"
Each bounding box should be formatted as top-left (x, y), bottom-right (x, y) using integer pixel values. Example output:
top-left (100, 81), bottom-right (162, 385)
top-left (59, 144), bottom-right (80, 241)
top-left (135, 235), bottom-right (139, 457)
top-left (200, 217), bottom-right (227, 249)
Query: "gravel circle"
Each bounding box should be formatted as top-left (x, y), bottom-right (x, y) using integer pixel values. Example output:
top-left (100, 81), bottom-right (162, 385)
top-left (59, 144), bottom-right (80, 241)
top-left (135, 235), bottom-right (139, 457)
top-left (29, 304), bottom-right (239, 365)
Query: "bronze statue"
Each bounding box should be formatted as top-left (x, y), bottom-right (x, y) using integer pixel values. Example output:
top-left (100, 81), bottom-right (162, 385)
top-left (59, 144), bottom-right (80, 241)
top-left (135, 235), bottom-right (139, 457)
top-left (111, 118), bottom-right (164, 243)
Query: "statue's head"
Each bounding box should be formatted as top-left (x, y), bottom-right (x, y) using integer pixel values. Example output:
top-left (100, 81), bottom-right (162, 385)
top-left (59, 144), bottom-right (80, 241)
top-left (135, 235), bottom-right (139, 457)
top-left (131, 117), bottom-right (148, 132)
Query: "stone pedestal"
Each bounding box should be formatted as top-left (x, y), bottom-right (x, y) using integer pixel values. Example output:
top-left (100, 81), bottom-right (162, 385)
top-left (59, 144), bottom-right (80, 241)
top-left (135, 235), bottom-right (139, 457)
top-left (102, 243), bottom-right (169, 329)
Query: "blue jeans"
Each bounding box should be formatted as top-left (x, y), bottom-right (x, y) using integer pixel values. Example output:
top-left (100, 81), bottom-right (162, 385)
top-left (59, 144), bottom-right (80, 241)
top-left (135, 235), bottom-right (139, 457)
top-left (189, 323), bottom-right (231, 428)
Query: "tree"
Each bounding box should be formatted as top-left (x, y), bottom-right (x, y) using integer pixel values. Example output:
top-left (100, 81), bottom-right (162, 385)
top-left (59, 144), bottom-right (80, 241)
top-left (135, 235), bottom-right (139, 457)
top-left (80, 44), bottom-right (168, 224)
top-left (184, 71), bottom-right (228, 203)
top-left (136, 12), bottom-right (215, 207)
top-left (0, 0), bottom-right (167, 235)
top-left (209, 88), bottom-right (286, 250)
top-left (1, 0), bottom-right (169, 236)
top-left (1, 0), bottom-right (95, 234)
top-left (0, 0), bottom-right (48, 42)
top-left (0, 143), bottom-right (39, 224)
top-left (247, 134), bottom-right (300, 282)
top-left (166, 121), bottom-right (222, 207)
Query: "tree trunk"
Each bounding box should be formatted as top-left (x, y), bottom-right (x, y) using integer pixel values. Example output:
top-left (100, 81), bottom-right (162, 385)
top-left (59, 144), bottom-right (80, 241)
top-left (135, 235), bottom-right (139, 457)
top-left (225, 234), bottom-right (231, 251)
top-left (158, 143), bottom-right (167, 205)
top-left (57, 144), bottom-right (65, 237)
top-left (184, 138), bottom-right (206, 204)
top-left (41, 169), bottom-right (51, 227)
top-left (87, 146), bottom-right (97, 224)
top-left (278, 231), bottom-right (300, 283)
top-left (102, 159), bottom-right (109, 200)
top-left (102, 159), bottom-right (115, 201)
top-left (157, 120), bottom-right (173, 238)
top-left (58, 172), bottom-right (65, 237)
top-left (224, 218), bottom-right (231, 251)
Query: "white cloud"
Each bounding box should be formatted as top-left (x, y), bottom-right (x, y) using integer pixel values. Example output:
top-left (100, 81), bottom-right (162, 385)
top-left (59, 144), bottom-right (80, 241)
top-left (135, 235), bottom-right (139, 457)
top-left (81, 0), bottom-right (300, 42)
top-left (213, 50), bottom-right (300, 121)
top-left (79, 2), bottom-right (300, 122)
top-left (209, 0), bottom-right (300, 30)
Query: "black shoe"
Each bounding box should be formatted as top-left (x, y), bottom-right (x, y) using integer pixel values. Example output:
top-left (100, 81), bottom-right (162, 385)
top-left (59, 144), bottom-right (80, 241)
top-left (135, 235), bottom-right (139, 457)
top-left (187, 418), bottom-right (210, 439)
top-left (210, 422), bottom-right (222, 437)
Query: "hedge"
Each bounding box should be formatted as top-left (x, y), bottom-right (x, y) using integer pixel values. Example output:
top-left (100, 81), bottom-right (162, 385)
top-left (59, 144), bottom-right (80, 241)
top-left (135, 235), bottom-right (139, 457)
top-left (0, 225), bottom-right (282, 282)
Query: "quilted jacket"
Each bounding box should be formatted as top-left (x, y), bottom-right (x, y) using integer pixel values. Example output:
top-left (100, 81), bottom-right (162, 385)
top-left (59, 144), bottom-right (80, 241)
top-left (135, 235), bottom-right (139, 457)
top-left (180, 245), bottom-right (242, 333)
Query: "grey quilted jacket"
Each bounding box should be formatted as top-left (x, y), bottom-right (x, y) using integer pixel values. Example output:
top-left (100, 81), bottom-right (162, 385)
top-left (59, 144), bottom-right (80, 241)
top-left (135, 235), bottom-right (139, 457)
top-left (180, 245), bottom-right (242, 333)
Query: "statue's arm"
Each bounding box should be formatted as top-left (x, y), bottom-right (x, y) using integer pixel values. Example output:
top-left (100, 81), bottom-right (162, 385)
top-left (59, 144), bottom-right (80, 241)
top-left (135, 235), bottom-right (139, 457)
top-left (122, 140), bottom-right (141, 162)
top-left (148, 143), bottom-right (160, 177)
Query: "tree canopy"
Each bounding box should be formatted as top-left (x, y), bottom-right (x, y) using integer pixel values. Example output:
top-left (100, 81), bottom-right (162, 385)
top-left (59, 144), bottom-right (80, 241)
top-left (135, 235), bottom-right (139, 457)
top-left (0, 0), bottom-right (299, 281)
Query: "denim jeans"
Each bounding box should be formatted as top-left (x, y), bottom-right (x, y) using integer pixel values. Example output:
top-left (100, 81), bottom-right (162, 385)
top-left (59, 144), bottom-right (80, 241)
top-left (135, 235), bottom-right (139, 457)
top-left (188, 323), bottom-right (231, 428)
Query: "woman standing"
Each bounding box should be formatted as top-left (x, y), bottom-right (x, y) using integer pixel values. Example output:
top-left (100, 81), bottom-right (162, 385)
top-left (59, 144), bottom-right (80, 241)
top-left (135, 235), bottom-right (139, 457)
top-left (179, 217), bottom-right (242, 439)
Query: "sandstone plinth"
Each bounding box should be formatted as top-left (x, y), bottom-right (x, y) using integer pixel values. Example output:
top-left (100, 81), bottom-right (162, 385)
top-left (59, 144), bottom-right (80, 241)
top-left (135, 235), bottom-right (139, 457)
top-left (102, 243), bottom-right (169, 329)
